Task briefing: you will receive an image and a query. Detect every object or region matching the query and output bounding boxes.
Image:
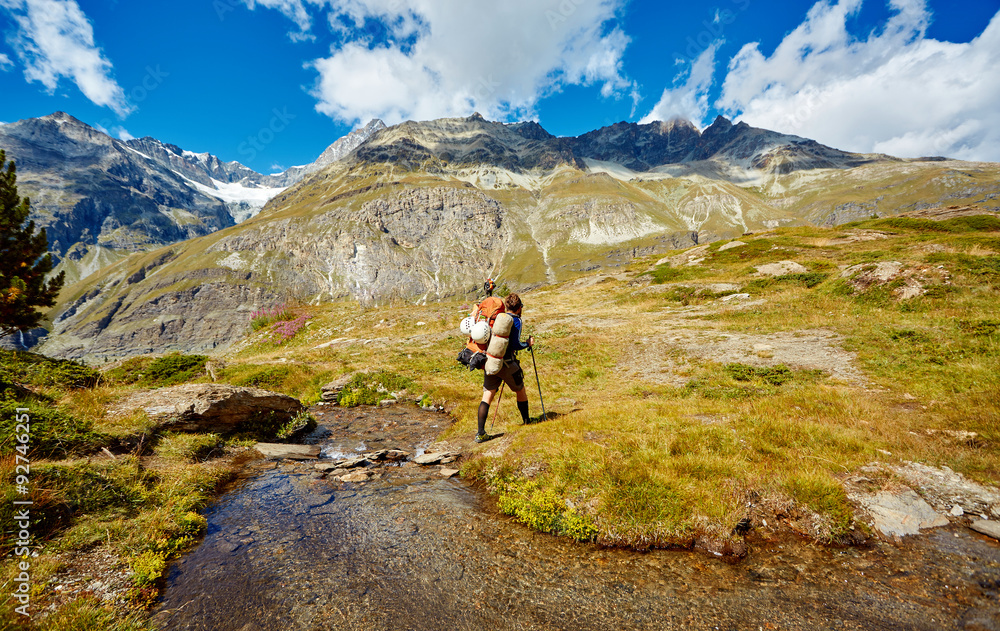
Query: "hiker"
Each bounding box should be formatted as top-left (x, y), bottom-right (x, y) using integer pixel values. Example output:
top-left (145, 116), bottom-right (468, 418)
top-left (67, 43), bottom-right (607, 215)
top-left (475, 292), bottom-right (534, 443)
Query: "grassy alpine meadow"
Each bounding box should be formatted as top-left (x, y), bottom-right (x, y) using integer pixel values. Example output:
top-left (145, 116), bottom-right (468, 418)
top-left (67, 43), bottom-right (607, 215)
top-left (1, 213), bottom-right (998, 627)
top-left (217, 212), bottom-right (999, 549)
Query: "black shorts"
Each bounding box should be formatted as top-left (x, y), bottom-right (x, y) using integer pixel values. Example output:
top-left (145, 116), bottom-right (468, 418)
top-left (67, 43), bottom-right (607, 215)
top-left (483, 359), bottom-right (525, 392)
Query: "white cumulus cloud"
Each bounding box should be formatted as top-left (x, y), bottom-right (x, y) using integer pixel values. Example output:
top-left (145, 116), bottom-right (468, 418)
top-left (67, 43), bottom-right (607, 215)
top-left (114, 126), bottom-right (134, 141)
top-left (0, 52), bottom-right (12, 70)
top-left (640, 42), bottom-right (719, 126)
top-left (242, 0), bottom-right (319, 41)
top-left (717, 0), bottom-right (1000, 161)
top-left (248, 0), bottom-right (635, 125)
top-left (0, 0), bottom-right (131, 116)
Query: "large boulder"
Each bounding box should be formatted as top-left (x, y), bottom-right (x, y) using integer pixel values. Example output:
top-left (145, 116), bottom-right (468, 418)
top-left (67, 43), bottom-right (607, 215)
top-left (110, 383), bottom-right (304, 433)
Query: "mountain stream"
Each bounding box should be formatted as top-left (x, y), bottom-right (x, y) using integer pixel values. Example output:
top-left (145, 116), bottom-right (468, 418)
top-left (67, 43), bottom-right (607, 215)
top-left (153, 405), bottom-right (1000, 631)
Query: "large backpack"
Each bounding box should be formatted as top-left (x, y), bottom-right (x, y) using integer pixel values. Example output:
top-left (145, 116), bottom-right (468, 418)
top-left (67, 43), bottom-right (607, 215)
top-left (457, 296), bottom-right (505, 370)
top-left (465, 296), bottom-right (505, 354)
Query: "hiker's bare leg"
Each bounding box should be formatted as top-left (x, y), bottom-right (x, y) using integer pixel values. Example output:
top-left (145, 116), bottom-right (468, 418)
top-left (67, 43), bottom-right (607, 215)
top-left (482, 388), bottom-right (497, 405)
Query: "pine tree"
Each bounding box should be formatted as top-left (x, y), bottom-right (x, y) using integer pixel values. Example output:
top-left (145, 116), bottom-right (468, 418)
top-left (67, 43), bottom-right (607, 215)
top-left (0, 149), bottom-right (65, 338)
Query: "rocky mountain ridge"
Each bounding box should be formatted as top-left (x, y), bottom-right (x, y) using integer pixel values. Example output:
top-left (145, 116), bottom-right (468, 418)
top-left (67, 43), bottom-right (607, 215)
top-left (348, 113), bottom-right (887, 177)
top-left (6, 112), bottom-right (999, 360)
top-left (0, 112), bottom-right (387, 284)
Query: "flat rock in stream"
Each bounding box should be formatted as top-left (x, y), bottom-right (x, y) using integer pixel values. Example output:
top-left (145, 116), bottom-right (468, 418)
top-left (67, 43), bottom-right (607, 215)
top-left (970, 520), bottom-right (1000, 540)
top-left (341, 471), bottom-right (370, 483)
top-left (314, 463), bottom-right (347, 474)
top-left (255, 443), bottom-right (321, 460)
top-left (859, 490), bottom-right (949, 537)
top-left (414, 451), bottom-right (460, 465)
top-left (332, 457), bottom-right (369, 469)
top-left (439, 468), bottom-right (460, 478)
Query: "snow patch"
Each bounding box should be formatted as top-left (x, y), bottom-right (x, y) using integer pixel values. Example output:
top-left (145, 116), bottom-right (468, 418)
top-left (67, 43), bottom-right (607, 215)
top-left (184, 176), bottom-right (286, 222)
top-left (123, 145), bottom-right (154, 161)
top-left (183, 150), bottom-right (210, 163)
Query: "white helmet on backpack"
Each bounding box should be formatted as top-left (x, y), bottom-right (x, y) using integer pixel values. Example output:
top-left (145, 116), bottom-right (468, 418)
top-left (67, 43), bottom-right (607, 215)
top-left (470, 321), bottom-right (491, 344)
top-left (460, 316), bottom-right (474, 335)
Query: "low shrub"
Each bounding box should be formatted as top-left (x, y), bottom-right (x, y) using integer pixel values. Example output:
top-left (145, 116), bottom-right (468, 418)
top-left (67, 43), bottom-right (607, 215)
top-left (494, 476), bottom-right (598, 542)
top-left (141, 354), bottom-right (208, 386)
top-left (0, 350), bottom-right (99, 389)
top-left (276, 411), bottom-right (316, 441)
top-left (645, 263), bottom-right (704, 284)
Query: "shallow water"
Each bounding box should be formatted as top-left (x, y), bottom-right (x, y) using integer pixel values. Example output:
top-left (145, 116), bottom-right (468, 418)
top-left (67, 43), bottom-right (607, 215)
top-left (154, 406), bottom-right (1000, 631)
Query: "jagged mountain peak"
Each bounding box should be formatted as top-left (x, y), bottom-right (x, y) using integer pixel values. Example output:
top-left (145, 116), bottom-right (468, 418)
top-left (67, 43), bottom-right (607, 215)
top-left (313, 118), bottom-right (386, 167)
top-left (39, 111), bottom-right (86, 125)
top-left (352, 114), bottom-right (576, 171)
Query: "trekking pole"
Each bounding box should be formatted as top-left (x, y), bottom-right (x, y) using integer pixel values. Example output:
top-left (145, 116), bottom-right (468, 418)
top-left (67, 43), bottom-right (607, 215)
top-left (529, 345), bottom-right (547, 422)
top-left (490, 382), bottom-right (505, 433)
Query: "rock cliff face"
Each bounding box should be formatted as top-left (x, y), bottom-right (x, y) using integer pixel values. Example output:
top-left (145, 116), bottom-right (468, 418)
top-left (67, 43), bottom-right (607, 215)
top-left (22, 113), bottom-right (1000, 361)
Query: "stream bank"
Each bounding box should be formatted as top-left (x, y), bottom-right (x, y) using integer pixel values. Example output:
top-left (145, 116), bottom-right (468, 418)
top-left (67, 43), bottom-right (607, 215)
top-left (152, 404), bottom-right (1000, 631)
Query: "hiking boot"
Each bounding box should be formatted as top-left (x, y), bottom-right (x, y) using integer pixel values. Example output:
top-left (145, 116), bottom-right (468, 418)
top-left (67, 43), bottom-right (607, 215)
top-left (474, 432), bottom-right (490, 443)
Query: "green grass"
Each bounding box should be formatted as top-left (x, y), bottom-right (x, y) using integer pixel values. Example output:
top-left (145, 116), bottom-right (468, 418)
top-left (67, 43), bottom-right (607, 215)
top-left (6, 209), bottom-right (1000, 626)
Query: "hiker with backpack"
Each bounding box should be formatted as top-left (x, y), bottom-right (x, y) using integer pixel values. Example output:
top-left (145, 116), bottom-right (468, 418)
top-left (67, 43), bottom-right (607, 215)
top-left (458, 292), bottom-right (534, 443)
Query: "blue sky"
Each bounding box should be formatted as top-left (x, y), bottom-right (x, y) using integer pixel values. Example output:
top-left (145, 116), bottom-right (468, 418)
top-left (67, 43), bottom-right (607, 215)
top-left (1, 0), bottom-right (998, 172)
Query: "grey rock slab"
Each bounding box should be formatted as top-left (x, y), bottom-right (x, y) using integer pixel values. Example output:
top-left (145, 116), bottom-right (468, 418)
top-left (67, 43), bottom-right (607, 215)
top-left (861, 490), bottom-right (950, 537)
top-left (413, 452), bottom-right (447, 465)
top-left (384, 449), bottom-right (410, 461)
top-left (110, 384), bottom-right (304, 433)
top-left (755, 260), bottom-right (809, 276)
top-left (413, 451), bottom-right (460, 465)
top-left (717, 241), bottom-right (746, 252)
top-left (720, 293), bottom-right (751, 302)
top-left (320, 373), bottom-right (358, 400)
top-left (255, 443), bottom-right (322, 460)
top-left (334, 457), bottom-right (369, 469)
top-left (970, 520), bottom-right (1000, 540)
